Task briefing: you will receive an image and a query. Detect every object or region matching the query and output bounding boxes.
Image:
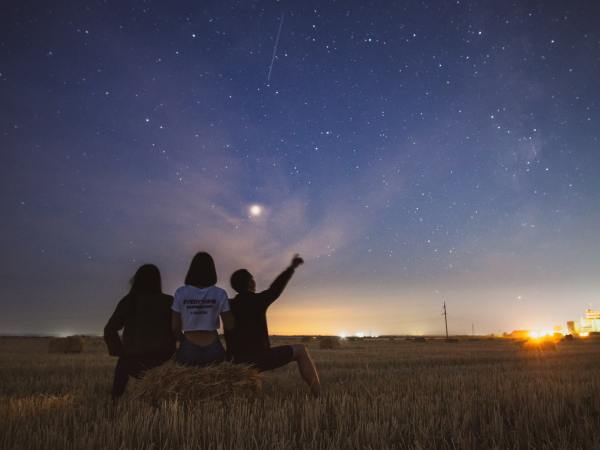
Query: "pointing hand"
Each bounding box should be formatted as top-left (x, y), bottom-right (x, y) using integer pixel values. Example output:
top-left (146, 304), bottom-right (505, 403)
top-left (291, 254), bottom-right (304, 269)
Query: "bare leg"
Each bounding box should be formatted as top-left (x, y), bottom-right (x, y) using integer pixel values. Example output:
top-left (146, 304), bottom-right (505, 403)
top-left (291, 344), bottom-right (321, 397)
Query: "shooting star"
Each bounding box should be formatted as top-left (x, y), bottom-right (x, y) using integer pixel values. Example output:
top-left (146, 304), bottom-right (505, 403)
top-left (266, 12), bottom-right (284, 83)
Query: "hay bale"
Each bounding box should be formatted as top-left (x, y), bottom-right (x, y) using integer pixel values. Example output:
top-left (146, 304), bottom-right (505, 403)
top-left (128, 361), bottom-right (262, 404)
top-left (319, 336), bottom-right (340, 349)
top-left (48, 336), bottom-right (84, 353)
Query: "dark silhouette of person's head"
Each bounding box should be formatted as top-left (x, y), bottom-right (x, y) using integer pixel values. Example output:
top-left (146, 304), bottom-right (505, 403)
top-left (185, 252), bottom-right (218, 288)
top-left (230, 269), bottom-right (256, 294)
top-left (130, 264), bottom-right (162, 295)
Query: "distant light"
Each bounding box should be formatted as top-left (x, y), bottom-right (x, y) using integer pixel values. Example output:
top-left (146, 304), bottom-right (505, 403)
top-left (529, 330), bottom-right (539, 339)
top-left (338, 332), bottom-right (347, 339)
top-left (355, 331), bottom-right (365, 338)
top-left (528, 329), bottom-right (564, 340)
top-left (249, 204), bottom-right (263, 217)
top-left (56, 331), bottom-right (74, 338)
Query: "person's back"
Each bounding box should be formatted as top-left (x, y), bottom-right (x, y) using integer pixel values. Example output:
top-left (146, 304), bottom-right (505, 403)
top-left (172, 284), bottom-right (229, 335)
top-left (118, 292), bottom-right (175, 355)
top-left (228, 290), bottom-right (273, 359)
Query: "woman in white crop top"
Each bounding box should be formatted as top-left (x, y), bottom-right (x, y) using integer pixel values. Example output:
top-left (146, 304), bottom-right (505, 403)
top-left (171, 252), bottom-right (234, 366)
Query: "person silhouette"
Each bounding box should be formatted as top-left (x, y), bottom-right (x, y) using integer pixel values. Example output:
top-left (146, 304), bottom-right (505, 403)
top-left (171, 252), bottom-right (234, 366)
top-left (226, 254), bottom-right (321, 397)
top-left (104, 264), bottom-right (175, 399)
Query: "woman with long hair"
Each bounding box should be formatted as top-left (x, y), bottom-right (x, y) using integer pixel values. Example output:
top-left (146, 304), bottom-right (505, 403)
top-left (104, 264), bottom-right (175, 399)
top-left (172, 252), bottom-right (234, 366)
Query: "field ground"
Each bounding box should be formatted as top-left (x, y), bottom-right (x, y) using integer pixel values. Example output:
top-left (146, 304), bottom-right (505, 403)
top-left (2, 336), bottom-right (600, 449)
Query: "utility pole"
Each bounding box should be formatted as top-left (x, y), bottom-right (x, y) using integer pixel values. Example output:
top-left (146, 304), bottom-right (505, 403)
top-left (472, 323), bottom-right (475, 336)
top-left (443, 301), bottom-right (449, 339)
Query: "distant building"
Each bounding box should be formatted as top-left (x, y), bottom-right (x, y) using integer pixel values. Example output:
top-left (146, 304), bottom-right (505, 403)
top-left (578, 309), bottom-right (600, 334)
top-left (567, 321), bottom-right (576, 335)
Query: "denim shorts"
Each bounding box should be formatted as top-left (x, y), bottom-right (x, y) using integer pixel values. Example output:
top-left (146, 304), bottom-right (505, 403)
top-left (176, 337), bottom-right (225, 367)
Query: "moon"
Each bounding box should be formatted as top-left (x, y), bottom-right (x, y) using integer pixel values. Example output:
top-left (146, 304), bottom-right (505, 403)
top-left (249, 204), bottom-right (263, 217)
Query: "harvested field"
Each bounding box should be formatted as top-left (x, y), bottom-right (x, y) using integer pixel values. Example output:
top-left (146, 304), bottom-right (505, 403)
top-left (1, 336), bottom-right (600, 449)
top-left (48, 336), bottom-right (84, 354)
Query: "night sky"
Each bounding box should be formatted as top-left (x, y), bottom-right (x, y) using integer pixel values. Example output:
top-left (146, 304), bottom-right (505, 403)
top-left (2, 1), bottom-right (600, 336)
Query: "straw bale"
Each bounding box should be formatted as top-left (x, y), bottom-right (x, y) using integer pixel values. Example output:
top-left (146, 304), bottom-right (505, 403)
top-left (128, 361), bottom-right (262, 404)
top-left (319, 336), bottom-right (341, 349)
top-left (48, 336), bottom-right (84, 353)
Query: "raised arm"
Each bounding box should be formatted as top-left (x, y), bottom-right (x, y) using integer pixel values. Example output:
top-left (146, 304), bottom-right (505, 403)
top-left (261, 254), bottom-right (304, 306)
top-left (103, 295), bottom-right (133, 356)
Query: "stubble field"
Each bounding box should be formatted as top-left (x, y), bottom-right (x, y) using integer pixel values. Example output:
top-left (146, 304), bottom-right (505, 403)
top-left (1, 336), bottom-right (600, 450)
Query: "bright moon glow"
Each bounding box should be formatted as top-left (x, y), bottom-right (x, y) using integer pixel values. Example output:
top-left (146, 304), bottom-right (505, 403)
top-left (249, 204), bottom-right (263, 217)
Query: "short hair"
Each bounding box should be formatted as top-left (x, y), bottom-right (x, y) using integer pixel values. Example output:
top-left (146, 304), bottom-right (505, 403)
top-left (130, 264), bottom-right (162, 295)
top-left (185, 252), bottom-right (217, 288)
top-left (230, 269), bottom-right (252, 293)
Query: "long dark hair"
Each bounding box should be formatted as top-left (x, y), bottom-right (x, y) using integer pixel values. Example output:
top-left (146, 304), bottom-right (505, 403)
top-left (129, 264), bottom-right (162, 295)
top-left (185, 252), bottom-right (217, 288)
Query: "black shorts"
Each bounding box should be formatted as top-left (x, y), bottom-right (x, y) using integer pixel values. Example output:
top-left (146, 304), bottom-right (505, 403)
top-left (237, 345), bottom-right (294, 372)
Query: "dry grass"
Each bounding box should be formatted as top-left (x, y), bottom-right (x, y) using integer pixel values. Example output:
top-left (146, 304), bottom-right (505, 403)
top-left (521, 337), bottom-right (558, 352)
top-left (1, 336), bottom-right (600, 449)
top-left (128, 361), bottom-right (262, 404)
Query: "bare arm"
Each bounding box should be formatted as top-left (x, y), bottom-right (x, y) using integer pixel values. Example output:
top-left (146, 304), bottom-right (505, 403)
top-left (261, 254), bottom-right (304, 306)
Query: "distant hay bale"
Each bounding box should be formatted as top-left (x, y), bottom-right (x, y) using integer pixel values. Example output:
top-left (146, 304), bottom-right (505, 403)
top-left (48, 336), bottom-right (83, 353)
top-left (319, 336), bottom-right (341, 349)
top-left (128, 361), bottom-right (262, 404)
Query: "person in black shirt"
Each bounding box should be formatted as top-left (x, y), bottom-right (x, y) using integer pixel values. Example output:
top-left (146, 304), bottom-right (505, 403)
top-left (104, 264), bottom-right (175, 399)
top-left (226, 254), bottom-right (321, 397)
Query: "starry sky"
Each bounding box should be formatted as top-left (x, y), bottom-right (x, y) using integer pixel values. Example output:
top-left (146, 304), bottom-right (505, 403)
top-left (1, 0), bottom-right (600, 336)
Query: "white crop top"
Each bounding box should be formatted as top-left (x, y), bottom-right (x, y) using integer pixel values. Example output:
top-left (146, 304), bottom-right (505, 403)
top-left (172, 285), bottom-right (230, 332)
